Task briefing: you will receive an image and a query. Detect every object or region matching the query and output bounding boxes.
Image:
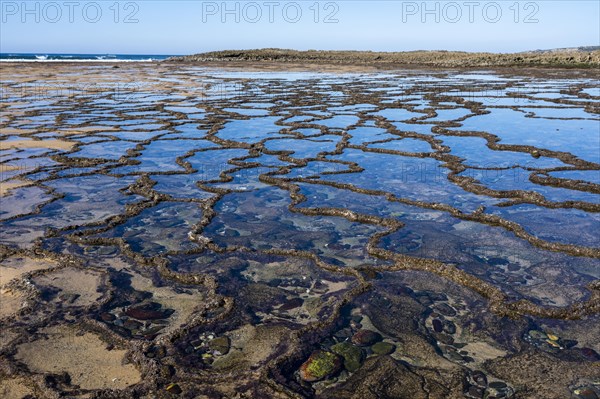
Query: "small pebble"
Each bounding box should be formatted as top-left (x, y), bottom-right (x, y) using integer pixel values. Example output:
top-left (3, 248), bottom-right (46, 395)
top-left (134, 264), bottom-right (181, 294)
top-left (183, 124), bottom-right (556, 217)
top-left (166, 383), bottom-right (182, 394)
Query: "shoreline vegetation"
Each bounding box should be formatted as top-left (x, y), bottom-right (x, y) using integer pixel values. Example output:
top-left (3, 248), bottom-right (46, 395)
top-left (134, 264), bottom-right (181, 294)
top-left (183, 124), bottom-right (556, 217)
top-left (168, 47), bottom-right (600, 68)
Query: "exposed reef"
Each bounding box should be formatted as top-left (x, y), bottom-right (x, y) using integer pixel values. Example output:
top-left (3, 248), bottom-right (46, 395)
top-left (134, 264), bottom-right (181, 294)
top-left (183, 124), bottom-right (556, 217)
top-left (1, 63), bottom-right (599, 398)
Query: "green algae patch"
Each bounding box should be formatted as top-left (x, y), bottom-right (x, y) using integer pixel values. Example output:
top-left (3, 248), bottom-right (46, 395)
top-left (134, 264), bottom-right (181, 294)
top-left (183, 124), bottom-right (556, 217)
top-left (299, 350), bottom-right (343, 382)
top-left (371, 342), bottom-right (396, 355)
top-left (331, 342), bottom-right (364, 372)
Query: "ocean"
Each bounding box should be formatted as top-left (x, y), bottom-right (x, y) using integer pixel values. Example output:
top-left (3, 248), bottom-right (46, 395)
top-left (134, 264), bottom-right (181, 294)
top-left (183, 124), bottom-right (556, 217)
top-left (0, 53), bottom-right (175, 62)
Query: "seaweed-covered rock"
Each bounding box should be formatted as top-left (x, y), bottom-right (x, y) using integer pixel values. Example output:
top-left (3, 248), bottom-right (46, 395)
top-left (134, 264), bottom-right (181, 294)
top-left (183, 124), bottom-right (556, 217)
top-left (299, 350), bottom-right (343, 382)
top-left (320, 356), bottom-right (450, 398)
top-left (331, 342), bottom-right (364, 372)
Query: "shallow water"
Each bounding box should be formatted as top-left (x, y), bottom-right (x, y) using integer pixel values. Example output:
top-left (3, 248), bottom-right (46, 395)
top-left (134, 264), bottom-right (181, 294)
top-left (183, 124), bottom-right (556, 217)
top-left (1, 65), bottom-right (599, 398)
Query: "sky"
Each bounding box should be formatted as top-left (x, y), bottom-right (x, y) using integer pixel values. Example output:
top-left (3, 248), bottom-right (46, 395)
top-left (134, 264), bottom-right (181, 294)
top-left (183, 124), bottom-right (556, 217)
top-left (1, 0), bottom-right (598, 54)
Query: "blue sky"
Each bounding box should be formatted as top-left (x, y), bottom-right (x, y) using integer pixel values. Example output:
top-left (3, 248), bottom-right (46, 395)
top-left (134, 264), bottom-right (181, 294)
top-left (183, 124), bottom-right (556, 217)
top-left (1, 1), bottom-right (598, 54)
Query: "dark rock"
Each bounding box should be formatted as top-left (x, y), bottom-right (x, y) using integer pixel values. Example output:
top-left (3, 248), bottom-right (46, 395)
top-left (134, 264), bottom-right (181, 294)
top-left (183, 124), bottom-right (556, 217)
top-left (471, 370), bottom-right (488, 387)
top-left (279, 297), bottom-right (304, 311)
top-left (125, 302), bottom-right (173, 320)
top-left (575, 387), bottom-right (599, 399)
top-left (580, 348), bottom-right (600, 361)
top-left (123, 319), bottom-right (143, 330)
top-left (417, 296), bottom-right (433, 306)
top-left (142, 325), bottom-right (166, 336)
top-left (428, 292), bottom-right (448, 302)
top-left (267, 278), bottom-right (282, 287)
top-left (351, 329), bottom-right (383, 346)
top-left (466, 385), bottom-right (484, 398)
top-left (507, 264), bottom-right (520, 272)
top-left (432, 319), bottom-right (443, 333)
top-left (443, 320), bottom-right (456, 335)
top-left (436, 334), bottom-right (454, 345)
top-left (562, 339), bottom-right (578, 349)
top-left (487, 257), bottom-right (508, 266)
top-left (222, 228), bottom-right (240, 237)
top-left (489, 381), bottom-right (507, 390)
top-left (435, 303), bottom-right (456, 317)
top-left (100, 312), bottom-right (116, 322)
top-left (334, 328), bottom-right (353, 340)
top-left (446, 351), bottom-right (463, 362)
top-left (159, 365), bottom-right (175, 378)
top-left (44, 372), bottom-right (71, 389)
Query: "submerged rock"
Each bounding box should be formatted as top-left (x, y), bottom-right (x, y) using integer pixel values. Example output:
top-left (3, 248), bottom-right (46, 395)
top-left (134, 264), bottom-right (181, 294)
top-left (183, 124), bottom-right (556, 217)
top-left (334, 328), bottom-right (353, 340)
top-left (279, 297), bottom-right (304, 311)
top-left (351, 329), bottom-right (382, 346)
top-left (432, 319), bottom-right (443, 333)
top-left (434, 303), bottom-right (456, 317)
top-left (580, 347), bottom-right (600, 361)
top-left (208, 336), bottom-right (230, 356)
top-left (299, 350), bottom-right (342, 382)
top-left (320, 356), bottom-right (448, 398)
top-left (465, 385), bottom-right (484, 398)
top-left (528, 330), bottom-right (547, 340)
top-left (331, 342), bottom-right (364, 372)
top-left (487, 257), bottom-right (509, 266)
top-left (100, 312), bottom-right (115, 322)
top-left (371, 342), bottom-right (396, 355)
top-left (470, 370), bottom-right (488, 388)
top-left (125, 302), bottom-right (173, 320)
top-left (489, 381), bottom-right (507, 390)
top-left (574, 387), bottom-right (599, 399)
top-left (123, 319), bottom-right (142, 330)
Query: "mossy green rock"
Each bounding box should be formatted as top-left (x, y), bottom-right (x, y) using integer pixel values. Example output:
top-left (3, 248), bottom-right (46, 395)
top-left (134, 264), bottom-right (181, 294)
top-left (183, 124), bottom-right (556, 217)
top-left (299, 350), bottom-right (343, 382)
top-left (351, 329), bottom-right (383, 346)
top-left (371, 342), bottom-right (396, 355)
top-left (331, 342), bottom-right (364, 372)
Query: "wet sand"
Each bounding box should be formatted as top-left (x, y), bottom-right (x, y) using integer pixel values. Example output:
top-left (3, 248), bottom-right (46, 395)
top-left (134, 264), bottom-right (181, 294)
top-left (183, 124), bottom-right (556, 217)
top-left (15, 325), bottom-right (141, 390)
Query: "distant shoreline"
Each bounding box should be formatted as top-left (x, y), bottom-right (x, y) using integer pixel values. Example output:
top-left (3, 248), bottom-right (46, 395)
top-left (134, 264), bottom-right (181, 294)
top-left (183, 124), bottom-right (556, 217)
top-left (2, 48), bottom-right (598, 69)
top-left (168, 48), bottom-right (600, 69)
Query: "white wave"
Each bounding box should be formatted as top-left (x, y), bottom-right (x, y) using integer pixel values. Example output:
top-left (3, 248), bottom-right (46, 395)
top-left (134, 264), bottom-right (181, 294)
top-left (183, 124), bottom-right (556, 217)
top-left (0, 59), bottom-right (160, 63)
